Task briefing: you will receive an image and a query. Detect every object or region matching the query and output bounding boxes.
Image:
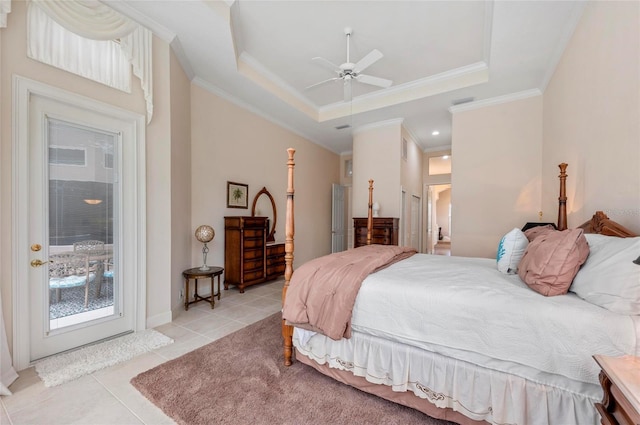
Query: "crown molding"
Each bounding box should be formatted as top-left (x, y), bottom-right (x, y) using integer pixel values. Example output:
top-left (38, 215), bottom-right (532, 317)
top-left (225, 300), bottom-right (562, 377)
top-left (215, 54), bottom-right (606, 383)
top-left (449, 89), bottom-right (542, 113)
top-left (237, 53), bottom-right (318, 119)
top-left (318, 62), bottom-right (489, 122)
top-left (424, 144), bottom-right (452, 154)
top-left (105, 1), bottom-right (175, 43)
top-left (352, 118), bottom-right (404, 135)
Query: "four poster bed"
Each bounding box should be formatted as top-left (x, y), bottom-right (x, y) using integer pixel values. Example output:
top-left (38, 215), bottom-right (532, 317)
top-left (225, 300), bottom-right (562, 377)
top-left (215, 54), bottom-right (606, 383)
top-left (280, 149), bottom-right (639, 425)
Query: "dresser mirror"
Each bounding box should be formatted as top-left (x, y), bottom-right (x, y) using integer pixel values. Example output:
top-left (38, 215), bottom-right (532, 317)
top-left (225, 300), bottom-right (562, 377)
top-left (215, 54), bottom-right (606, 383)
top-left (251, 187), bottom-right (277, 242)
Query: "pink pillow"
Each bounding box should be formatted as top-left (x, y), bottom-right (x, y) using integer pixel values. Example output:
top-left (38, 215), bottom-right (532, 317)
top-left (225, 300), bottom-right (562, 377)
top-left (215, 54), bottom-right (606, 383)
top-left (518, 229), bottom-right (590, 296)
top-left (523, 224), bottom-right (556, 242)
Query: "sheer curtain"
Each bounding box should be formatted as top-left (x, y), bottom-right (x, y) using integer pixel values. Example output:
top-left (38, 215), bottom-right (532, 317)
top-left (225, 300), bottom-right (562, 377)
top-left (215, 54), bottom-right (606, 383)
top-left (1, 290), bottom-right (18, 395)
top-left (28, 0), bottom-right (153, 123)
top-left (0, 0), bottom-right (10, 28)
top-left (1, 0), bottom-right (17, 395)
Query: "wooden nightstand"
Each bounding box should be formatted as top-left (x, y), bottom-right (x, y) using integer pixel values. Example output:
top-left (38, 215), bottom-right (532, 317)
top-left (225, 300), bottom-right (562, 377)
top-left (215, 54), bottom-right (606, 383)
top-left (593, 355), bottom-right (640, 425)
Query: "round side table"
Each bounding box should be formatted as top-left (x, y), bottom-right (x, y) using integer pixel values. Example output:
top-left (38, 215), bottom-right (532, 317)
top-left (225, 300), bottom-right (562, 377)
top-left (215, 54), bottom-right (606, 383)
top-left (182, 266), bottom-right (223, 310)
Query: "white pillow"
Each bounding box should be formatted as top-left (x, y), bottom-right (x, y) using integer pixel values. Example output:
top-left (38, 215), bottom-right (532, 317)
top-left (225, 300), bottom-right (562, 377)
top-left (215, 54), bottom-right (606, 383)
top-left (570, 234), bottom-right (640, 315)
top-left (496, 228), bottom-right (529, 274)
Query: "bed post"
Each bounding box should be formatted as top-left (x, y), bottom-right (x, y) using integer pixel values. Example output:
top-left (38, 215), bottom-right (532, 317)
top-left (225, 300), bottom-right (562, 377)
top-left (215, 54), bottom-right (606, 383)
top-left (282, 148), bottom-right (295, 366)
top-left (367, 179), bottom-right (374, 245)
top-left (558, 163), bottom-right (568, 231)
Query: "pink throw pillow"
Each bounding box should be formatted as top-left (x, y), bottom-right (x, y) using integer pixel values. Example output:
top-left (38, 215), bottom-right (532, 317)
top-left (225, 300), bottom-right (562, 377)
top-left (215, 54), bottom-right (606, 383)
top-left (518, 229), bottom-right (590, 296)
top-left (523, 224), bottom-right (556, 242)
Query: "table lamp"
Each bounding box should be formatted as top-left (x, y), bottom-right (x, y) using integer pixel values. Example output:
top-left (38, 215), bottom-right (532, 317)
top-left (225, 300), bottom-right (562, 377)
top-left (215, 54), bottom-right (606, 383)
top-left (195, 225), bottom-right (215, 271)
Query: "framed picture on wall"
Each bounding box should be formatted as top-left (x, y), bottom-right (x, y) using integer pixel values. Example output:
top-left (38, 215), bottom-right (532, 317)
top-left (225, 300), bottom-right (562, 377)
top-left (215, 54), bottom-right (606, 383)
top-left (227, 181), bottom-right (248, 208)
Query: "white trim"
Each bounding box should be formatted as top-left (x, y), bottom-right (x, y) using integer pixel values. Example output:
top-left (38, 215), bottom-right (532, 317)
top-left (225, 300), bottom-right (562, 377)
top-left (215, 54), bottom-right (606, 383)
top-left (105, 1), bottom-right (175, 44)
top-left (12, 75), bottom-right (146, 369)
top-left (449, 89), bottom-right (542, 113)
top-left (147, 309), bottom-right (172, 330)
top-left (318, 62), bottom-right (489, 121)
top-left (238, 52), bottom-right (318, 112)
top-left (483, 0), bottom-right (494, 66)
top-left (169, 37), bottom-right (195, 81)
top-left (424, 144), bottom-right (453, 154)
top-left (352, 118), bottom-right (404, 135)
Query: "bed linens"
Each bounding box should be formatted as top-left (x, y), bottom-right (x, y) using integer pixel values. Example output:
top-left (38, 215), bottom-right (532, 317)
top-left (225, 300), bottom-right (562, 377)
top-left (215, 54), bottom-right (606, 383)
top-left (293, 329), bottom-right (601, 425)
top-left (349, 254), bottom-right (637, 386)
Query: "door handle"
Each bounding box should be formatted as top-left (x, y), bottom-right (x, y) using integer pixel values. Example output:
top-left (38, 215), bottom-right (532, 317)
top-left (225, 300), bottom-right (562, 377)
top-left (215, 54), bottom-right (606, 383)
top-left (30, 259), bottom-right (51, 267)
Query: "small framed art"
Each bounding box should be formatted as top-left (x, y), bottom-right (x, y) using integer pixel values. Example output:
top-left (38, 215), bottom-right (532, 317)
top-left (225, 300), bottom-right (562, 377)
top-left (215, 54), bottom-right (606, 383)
top-left (227, 181), bottom-right (248, 208)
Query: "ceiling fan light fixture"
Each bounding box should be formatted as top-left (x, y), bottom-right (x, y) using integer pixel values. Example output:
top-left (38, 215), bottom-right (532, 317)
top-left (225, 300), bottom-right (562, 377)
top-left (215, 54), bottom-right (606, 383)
top-left (306, 27), bottom-right (393, 102)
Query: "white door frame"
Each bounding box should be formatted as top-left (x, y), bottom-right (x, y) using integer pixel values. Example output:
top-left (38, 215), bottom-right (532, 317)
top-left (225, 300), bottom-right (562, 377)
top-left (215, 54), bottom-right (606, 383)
top-left (12, 76), bottom-right (147, 370)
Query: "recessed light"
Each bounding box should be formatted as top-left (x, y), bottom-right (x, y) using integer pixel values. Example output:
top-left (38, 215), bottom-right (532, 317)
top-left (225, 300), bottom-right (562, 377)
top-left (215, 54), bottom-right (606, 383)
top-left (442, 155), bottom-right (449, 160)
top-left (432, 131), bottom-right (440, 136)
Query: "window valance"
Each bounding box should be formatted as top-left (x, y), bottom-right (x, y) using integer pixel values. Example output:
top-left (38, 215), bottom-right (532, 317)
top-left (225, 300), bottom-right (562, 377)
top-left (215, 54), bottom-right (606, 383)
top-left (27, 0), bottom-right (153, 123)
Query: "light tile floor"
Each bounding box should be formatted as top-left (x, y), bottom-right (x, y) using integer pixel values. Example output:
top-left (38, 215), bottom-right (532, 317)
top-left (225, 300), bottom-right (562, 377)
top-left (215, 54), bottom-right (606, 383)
top-left (1, 279), bottom-right (284, 425)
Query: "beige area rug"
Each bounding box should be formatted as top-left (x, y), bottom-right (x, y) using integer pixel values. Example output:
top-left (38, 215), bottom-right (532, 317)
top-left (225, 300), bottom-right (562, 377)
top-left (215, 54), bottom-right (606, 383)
top-left (35, 329), bottom-right (173, 387)
top-left (131, 313), bottom-right (454, 425)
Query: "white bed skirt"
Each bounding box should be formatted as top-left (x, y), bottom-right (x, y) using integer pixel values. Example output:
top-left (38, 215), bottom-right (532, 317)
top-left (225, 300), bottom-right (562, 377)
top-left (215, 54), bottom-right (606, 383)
top-left (294, 328), bottom-right (601, 425)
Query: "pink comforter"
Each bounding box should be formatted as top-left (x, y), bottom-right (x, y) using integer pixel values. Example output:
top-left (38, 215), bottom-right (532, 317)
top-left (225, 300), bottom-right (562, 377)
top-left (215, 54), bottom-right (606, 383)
top-left (282, 245), bottom-right (416, 340)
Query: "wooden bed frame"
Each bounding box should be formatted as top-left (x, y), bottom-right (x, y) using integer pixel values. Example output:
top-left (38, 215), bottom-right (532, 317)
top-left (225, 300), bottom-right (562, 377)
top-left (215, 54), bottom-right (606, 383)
top-left (279, 150), bottom-right (636, 423)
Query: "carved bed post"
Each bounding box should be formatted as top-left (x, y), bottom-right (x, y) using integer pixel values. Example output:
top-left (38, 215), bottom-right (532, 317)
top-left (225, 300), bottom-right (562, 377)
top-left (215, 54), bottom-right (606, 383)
top-left (282, 148), bottom-right (295, 366)
top-left (367, 179), bottom-right (374, 245)
top-left (558, 163), bottom-right (568, 231)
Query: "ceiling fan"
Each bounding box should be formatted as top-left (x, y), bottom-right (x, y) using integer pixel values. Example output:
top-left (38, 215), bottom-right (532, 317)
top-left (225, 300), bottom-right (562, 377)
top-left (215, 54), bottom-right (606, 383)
top-left (306, 27), bottom-right (393, 102)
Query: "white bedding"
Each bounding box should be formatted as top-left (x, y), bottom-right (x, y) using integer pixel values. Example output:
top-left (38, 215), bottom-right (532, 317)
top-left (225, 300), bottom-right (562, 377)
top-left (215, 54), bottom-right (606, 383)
top-left (349, 254), bottom-right (638, 387)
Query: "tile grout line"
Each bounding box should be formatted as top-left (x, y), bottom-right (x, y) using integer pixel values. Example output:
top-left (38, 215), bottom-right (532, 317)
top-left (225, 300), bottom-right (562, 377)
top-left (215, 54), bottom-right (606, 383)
top-left (89, 374), bottom-right (149, 425)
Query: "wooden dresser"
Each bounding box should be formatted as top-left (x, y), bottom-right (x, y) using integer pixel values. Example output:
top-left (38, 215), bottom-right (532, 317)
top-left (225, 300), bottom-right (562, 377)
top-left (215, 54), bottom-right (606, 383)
top-left (224, 216), bottom-right (285, 293)
top-left (593, 354), bottom-right (640, 425)
top-left (353, 217), bottom-right (399, 248)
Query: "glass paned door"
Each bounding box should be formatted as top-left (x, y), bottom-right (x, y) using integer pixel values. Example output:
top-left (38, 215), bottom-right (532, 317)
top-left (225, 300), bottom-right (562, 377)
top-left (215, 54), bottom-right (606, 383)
top-left (26, 89), bottom-right (137, 363)
top-left (47, 119), bottom-right (119, 331)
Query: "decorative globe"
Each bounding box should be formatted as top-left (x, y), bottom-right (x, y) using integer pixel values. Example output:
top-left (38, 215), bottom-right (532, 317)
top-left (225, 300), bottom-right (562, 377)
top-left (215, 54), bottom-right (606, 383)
top-left (195, 225), bottom-right (215, 243)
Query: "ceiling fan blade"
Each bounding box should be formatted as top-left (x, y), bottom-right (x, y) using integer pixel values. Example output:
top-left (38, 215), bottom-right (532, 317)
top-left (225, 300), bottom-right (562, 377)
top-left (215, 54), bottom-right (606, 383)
top-left (343, 80), bottom-right (352, 102)
top-left (353, 49), bottom-right (383, 74)
top-left (305, 77), bottom-right (340, 90)
top-left (356, 74), bottom-right (393, 88)
top-left (311, 57), bottom-right (341, 74)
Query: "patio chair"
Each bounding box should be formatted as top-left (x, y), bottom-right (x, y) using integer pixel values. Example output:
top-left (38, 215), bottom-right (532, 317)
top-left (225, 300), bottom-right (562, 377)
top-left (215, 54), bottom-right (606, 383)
top-left (73, 240), bottom-right (105, 256)
top-left (73, 240), bottom-right (107, 297)
top-left (49, 253), bottom-right (97, 308)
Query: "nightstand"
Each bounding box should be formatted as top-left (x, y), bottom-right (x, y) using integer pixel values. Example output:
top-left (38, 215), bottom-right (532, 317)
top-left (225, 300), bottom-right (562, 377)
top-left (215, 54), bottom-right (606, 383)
top-left (593, 355), bottom-right (640, 425)
top-left (182, 266), bottom-right (223, 310)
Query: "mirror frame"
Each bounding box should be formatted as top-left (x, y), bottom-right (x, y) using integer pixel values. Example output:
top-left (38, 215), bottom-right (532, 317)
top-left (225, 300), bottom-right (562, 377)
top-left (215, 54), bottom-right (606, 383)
top-left (251, 187), bottom-right (277, 243)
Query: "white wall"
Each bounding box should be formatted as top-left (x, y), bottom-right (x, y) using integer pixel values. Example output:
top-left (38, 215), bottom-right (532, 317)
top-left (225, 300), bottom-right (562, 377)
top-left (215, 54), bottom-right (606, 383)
top-left (190, 84), bottom-right (339, 272)
top-left (451, 94), bottom-right (543, 258)
top-left (542, 1), bottom-right (640, 233)
top-left (352, 120), bottom-right (402, 219)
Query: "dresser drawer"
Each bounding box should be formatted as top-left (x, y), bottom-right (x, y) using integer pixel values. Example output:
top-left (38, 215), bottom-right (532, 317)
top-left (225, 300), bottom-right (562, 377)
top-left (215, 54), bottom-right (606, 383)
top-left (243, 229), bottom-right (264, 238)
top-left (243, 258), bottom-right (264, 270)
top-left (243, 269), bottom-right (264, 282)
top-left (243, 249), bottom-right (263, 260)
top-left (372, 228), bottom-right (391, 237)
top-left (353, 217), bottom-right (399, 248)
top-left (266, 255), bottom-right (284, 266)
top-left (244, 238), bottom-right (264, 249)
top-left (266, 243), bottom-right (285, 256)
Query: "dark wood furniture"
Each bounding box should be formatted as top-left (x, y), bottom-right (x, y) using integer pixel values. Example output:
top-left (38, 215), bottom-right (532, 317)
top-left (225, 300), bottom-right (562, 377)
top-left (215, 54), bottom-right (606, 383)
top-left (224, 216), bottom-right (285, 293)
top-left (353, 217), bottom-right (399, 247)
top-left (266, 243), bottom-right (286, 280)
top-left (182, 266), bottom-right (223, 310)
top-left (594, 355), bottom-right (640, 425)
